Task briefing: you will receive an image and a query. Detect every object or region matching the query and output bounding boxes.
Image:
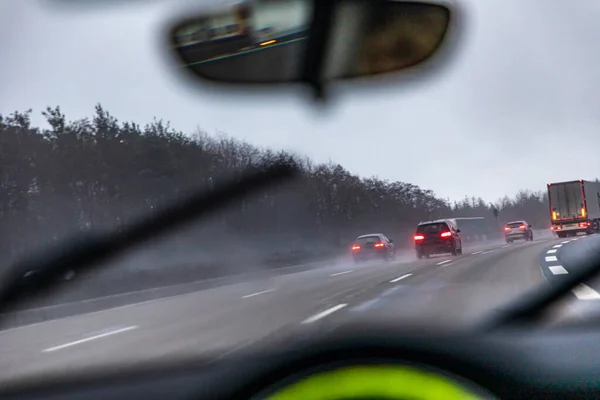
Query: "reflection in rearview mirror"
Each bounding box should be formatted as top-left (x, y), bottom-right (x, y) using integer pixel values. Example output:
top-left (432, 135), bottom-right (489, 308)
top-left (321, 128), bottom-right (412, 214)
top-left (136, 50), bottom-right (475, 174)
top-left (171, 0), bottom-right (312, 83)
top-left (341, 1), bottom-right (450, 79)
top-left (170, 0), bottom-right (452, 85)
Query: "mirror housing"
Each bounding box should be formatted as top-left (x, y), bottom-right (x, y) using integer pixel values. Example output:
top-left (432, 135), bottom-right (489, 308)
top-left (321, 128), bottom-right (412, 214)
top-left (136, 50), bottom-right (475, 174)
top-left (456, 229), bottom-right (461, 233)
top-left (389, 239), bottom-right (394, 243)
top-left (168, 0), bottom-right (457, 99)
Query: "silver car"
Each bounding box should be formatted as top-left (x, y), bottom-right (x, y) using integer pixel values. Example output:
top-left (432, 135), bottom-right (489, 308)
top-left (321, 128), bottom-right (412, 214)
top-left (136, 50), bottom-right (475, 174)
top-left (504, 220), bottom-right (533, 243)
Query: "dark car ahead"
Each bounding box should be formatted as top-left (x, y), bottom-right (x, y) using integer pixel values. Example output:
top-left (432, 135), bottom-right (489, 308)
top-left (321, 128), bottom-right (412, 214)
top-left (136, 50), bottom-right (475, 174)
top-left (351, 233), bottom-right (396, 263)
top-left (504, 220), bottom-right (533, 243)
top-left (414, 219), bottom-right (462, 259)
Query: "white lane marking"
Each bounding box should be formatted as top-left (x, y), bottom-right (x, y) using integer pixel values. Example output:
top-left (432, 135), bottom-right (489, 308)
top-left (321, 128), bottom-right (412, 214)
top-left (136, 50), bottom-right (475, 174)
top-left (302, 304), bottom-right (347, 324)
top-left (481, 250), bottom-right (494, 255)
top-left (502, 245), bottom-right (511, 248)
top-left (545, 256), bottom-right (558, 262)
top-left (436, 260), bottom-right (451, 266)
top-left (546, 249), bottom-right (557, 254)
top-left (572, 238), bottom-right (579, 241)
top-left (390, 273), bottom-right (412, 283)
top-left (471, 251), bottom-right (483, 255)
top-left (42, 326), bottom-right (137, 353)
top-left (549, 265), bottom-right (568, 275)
top-left (561, 241), bottom-right (571, 244)
top-left (553, 244), bottom-right (562, 248)
top-left (572, 284), bottom-right (600, 300)
top-left (241, 288), bottom-right (275, 299)
top-left (331, 270), bottom-right (353, 277)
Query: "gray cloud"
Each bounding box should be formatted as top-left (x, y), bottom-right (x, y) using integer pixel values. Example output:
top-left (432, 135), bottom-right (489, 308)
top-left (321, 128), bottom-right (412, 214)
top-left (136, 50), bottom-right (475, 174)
top-left (2, 0), bottom-right (600, 202)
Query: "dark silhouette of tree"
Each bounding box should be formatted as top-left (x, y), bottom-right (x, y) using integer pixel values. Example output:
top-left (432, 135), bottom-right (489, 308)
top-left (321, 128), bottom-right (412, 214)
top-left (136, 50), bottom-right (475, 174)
top-left (0, 105), bottom-right (552, 269)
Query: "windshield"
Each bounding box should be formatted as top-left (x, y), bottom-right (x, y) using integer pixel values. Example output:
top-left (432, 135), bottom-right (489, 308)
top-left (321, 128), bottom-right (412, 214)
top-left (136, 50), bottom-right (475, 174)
top-left (356, 236), bottom-right (381, 244)
top-left (2, 0), bottom-right (600, 385)
top-left (417, 223), bottom-right (446, 234)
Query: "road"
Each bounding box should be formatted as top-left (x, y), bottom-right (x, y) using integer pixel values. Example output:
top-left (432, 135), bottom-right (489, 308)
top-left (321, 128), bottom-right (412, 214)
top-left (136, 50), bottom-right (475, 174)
top-left (2, 230), bottom-right (598, 385)
top-left (184, 37), bottom-right (306, 82)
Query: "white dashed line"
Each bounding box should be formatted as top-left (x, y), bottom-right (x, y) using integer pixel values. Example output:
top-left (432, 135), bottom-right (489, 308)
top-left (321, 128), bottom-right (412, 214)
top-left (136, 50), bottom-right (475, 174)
top-left (390, 273), bottom-right (412, 283)
top-left (546, 249), bottom-right (557, 254)
top-left (471, 251), bottom-right (483, 255)
top-left (502, 245), bottom-right (511, 248)
top-left (242, 289), bottom-right (275, 299)
top-left (572, 284), bottom-right (600, 300)
top-left (436, 260), bottom-right (451, 266)
top-left (42, 326), bottom-right (137, 353)
top-left (561, 241), bottom-right (571, 244)
top-left (545, 256), bottom-right (558, 262)
top-left (481, 250), bottom-right (494, 255)
top-left (548, 265), bottom-right (568, 275)
top-left (302, 304), bottom-right (347, 324)
top-left (331, 270), bottom-right (353, 277)
top-left (553, 244), bottom-right (562, 248)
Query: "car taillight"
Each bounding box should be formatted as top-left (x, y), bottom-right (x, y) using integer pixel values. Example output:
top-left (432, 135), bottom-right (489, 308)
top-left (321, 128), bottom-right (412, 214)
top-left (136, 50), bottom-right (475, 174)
top-left (351, 245), bottom-right (360, 251)
top-left (440, 231), bottom-right (452, 238)
top-left (414, 235), bottom-right (425, 241)
top-left (374, 242), bottom-right (385, 248)
top-left (579, 222), bottom-right (590, 228)
top-left (504, 227), bottom-right (510, 231)
top-left (519, 225), bottom-right (526, 230)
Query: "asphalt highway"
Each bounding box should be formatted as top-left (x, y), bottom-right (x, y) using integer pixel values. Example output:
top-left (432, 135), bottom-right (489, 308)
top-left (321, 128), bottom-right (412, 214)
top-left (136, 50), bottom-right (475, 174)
top-left (2, 230), bottom-right (597, 386)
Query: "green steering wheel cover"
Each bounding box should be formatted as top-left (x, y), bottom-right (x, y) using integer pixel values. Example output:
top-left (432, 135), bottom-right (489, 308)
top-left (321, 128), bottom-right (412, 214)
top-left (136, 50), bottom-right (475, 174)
top-left (264, 365), bottom-right (486, 400)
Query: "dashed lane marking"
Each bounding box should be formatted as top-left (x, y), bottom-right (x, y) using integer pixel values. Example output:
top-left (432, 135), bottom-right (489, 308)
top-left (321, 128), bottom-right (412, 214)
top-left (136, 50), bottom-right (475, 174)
top-left (331, 270), bottom-right (353, 277)
top-left (390, 273), bottom-right (412, 283)
top-left (549, 265), bottom-right (568, 275)
top-left (42, 326), bottom-right (137, 353)
top-left (242, 289), bottom-right (275, 299)
top-left (572, 284), bottom-right (600, 300)
top-left (302, 304), bottom-right (347, 324)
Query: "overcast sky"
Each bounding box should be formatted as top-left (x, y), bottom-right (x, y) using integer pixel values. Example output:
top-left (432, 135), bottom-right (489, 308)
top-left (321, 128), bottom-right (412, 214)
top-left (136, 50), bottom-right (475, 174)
top-left (2, 0), bottom-right (600, 203)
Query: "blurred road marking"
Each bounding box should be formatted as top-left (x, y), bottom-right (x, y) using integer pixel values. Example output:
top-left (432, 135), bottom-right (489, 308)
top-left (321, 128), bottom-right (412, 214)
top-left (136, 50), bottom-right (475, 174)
top-left (436, 260), bottom-right (451, 266)
top-left (471, 251), bottom-right (483, 255)
top-left (390, 273), bottom-right (412, 283)
top-left (545, 256), bottom-right (558, 262)
top-left (481, 250), bottom-right (494, 255)
top-left (549, 265), bottom-right (568, 275)
top-left (242, 289), bottom-right (275, 299)
top-left (302, 304), bottom-right (347, 324)
top-left (331, 270), bottom-right (353, 277)
top-left (547, 249), bottom-right (557, 254)
top-left (502, 244), bottom-right (512, 248)
top-left (42, 326), bottom-right (137, 353)
top-left (561, 241), bottom-right (571, 244)
top-left (553, 244), bottom-right (562, 248)
top-left (572, 284), bottom-right (600, 300)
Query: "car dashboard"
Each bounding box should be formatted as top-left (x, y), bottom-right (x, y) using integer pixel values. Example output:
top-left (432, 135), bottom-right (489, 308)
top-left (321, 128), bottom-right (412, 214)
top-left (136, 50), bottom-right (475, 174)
top-left (2, 321), bottom-right (600, 399)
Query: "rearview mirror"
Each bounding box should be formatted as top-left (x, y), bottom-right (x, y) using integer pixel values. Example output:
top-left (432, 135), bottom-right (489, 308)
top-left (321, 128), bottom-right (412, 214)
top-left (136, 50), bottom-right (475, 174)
top-left (169, 0), bottom-right (455, 97)
top-left (456, 229), bottom-right (461, 233)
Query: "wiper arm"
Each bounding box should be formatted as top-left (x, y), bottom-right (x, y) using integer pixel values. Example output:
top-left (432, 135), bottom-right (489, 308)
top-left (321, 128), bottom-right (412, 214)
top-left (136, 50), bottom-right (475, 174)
top-left (479, 246), bottom-right (600, 330)
top-left (0, 162), bottom-right (298, 317)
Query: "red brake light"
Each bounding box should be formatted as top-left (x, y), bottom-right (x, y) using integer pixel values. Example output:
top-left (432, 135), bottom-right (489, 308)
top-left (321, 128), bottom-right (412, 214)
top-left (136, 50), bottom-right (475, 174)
top-left (504, 227), bottom-right (510, 231)
top-left (440, 231), bottom-right (452, 238)
top-left (519, 225), bottom-right (526, 230)
top-left (374, 242), bottom-right (385, 248)
top-left (351, 245), bottom-right (360, 251)
top-left (414, 235), bottom-right (425, 241)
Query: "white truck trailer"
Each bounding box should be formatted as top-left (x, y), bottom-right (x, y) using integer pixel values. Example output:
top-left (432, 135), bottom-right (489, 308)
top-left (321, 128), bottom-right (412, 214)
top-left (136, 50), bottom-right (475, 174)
top-left (547, 180), bottom-right (600, 237)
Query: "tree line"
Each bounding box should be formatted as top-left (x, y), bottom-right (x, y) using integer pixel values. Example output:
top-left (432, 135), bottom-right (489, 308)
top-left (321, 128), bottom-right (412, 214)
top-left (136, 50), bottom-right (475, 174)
top-left (0, 105), bottom-right (552, 268)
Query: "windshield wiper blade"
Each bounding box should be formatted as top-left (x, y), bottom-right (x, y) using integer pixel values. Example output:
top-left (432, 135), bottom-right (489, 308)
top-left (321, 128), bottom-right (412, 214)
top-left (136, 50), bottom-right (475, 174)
top-left (479, 246), bottom-right (600, 330)
top-left (0, 162), bottom-right (298, 317)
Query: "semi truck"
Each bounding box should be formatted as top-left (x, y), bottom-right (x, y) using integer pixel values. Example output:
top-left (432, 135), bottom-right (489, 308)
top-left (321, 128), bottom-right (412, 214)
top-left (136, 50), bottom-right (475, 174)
top-left (547, 180), bottom-right (600, 237)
